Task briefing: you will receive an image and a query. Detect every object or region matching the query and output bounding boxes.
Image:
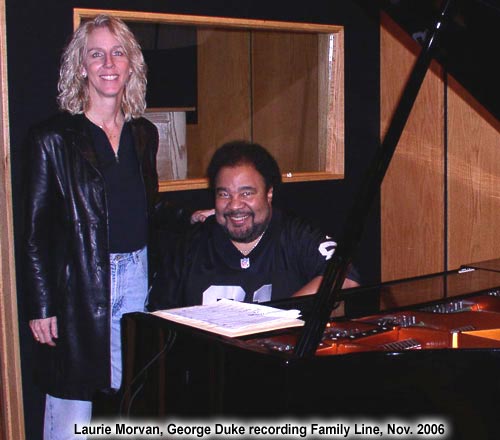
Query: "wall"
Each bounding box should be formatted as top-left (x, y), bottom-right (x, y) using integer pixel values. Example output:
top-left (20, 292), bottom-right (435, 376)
top-left (380, 13), bottom-right (445, 280)
top-left (380, 13), bottom-right (500, 282)
top-left (447, 80), bottom-right (500, 268)
top-left (5, 1), bottom-right (381, 438)
top-left (187, 29), bottom-right (325, 178)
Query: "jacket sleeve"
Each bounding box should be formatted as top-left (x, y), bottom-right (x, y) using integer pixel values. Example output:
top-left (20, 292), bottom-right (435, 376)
top-left (23, 129), bottom-right (59, 319)
top-left (148, 121), bottom-right (159, 203)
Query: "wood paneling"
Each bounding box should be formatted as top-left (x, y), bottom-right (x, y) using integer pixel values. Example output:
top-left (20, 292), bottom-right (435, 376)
top-left (447, 77), bottom-right (500, 269)
top-left (319, 31), bottom-right (344, 176)
top-left (381, 12), bottom-right (500, 280)
top-left (185, 27), bottom-right (344, 185)
top-left (0, 0), bottom-right (25, 438)
top-left (252, 31), bottom-right (319, 173)
top-left (380, 13), bottom-right (445, 282)
top-left (186, 28), bottom-right (251, 178)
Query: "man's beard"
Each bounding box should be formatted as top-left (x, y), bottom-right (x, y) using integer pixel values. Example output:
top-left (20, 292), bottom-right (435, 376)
top-left (222, 210), bottom-right (270, 243)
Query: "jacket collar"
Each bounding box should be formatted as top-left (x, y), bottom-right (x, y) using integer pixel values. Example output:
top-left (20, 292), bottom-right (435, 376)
top-left (71, 114), bottom-right (99, 168)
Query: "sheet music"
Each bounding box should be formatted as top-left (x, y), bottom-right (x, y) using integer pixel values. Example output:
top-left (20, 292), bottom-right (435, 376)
top-left (152, 299), bottom-right (304, 337)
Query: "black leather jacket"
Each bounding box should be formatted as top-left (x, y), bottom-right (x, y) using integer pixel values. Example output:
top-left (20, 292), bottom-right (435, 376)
top-left (24, 112), bottom-right (158, 399)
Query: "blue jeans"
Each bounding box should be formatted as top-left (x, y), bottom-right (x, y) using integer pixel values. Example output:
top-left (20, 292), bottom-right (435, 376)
top-left (110, 246), bottom-right (148, 389)
top-left (44, 395), bottom-right (91, 440)
top-left (43, 246), bottom-right (148, 440)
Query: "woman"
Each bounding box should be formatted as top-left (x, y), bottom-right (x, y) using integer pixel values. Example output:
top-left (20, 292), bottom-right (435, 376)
top-left (24, 15), bottom-right (158, 438)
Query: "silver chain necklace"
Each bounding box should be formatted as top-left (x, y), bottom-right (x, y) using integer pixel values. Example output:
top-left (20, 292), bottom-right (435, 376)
top-left (235, 230), bottom-right (266, 269)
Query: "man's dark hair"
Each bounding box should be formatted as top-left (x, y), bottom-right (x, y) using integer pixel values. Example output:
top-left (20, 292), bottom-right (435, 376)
top-left (207, 140), bottom-right (282, 190)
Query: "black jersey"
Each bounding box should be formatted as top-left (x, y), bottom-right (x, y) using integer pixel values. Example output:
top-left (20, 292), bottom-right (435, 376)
top-left (148, 209), bottom-right (356, 310)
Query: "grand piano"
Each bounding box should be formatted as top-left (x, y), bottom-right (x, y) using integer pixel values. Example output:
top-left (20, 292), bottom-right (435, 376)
top-left (119, 262), bottom-right (500, 439)
top-left (115, 2), bottom-right (500, 439)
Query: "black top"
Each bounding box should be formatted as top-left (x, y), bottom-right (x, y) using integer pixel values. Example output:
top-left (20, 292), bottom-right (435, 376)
top-left (88, 119), bottom-right (147, 253)
top-left (148, 208), bottom-right (360, 310)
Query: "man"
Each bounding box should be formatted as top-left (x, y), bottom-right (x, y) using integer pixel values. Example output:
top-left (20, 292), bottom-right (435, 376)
top-left (148, 140), bottom-right (359, 310)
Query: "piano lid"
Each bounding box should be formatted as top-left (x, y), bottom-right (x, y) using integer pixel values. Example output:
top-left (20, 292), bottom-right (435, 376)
top-left (294, 0), bottom-right (460, 358)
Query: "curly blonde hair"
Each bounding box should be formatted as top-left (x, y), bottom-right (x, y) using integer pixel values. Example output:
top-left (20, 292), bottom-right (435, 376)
top-left (57, 15), bottom-right (147, 120)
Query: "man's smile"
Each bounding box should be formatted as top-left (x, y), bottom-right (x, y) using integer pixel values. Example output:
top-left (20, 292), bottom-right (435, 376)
top-left (225, 211), bottom-right (253, 226)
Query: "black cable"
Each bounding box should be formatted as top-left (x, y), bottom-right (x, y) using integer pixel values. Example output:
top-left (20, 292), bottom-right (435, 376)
top-left (119, 329), bottom-right (177, 417)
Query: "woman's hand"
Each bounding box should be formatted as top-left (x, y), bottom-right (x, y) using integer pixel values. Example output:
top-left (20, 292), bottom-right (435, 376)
top-left (29, 316), bottom-right (58, 346)
top-left (190, 209), bottom-right (215, 224)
